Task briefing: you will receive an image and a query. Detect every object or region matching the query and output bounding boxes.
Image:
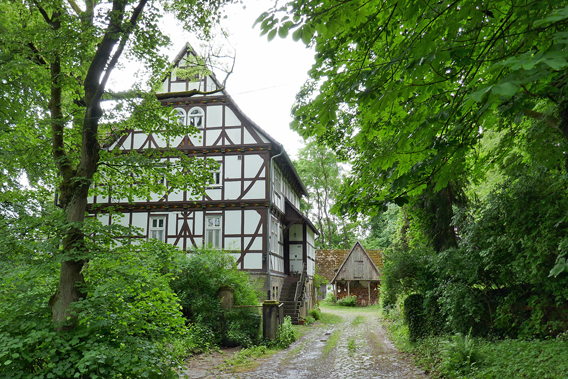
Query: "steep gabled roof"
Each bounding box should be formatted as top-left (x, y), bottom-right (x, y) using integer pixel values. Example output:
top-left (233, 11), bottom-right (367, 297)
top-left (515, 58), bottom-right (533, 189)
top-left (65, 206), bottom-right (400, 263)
top-left (157, 43), bottom-right (308, 197)
top-left (316, 246), bottom-right (383, 282)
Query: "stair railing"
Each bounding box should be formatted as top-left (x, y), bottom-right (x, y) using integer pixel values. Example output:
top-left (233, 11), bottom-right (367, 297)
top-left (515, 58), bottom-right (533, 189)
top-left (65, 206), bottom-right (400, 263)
top-left (294, 263), bottom-right (306, 303)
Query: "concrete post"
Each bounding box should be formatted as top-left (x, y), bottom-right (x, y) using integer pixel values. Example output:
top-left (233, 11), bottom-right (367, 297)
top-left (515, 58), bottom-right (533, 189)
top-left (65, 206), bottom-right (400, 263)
top-left (262, 300), bottom-right (280, 340)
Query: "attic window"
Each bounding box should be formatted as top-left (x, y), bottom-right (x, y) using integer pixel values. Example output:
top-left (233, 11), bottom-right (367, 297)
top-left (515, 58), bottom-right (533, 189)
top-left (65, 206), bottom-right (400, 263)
top-left (173, 108), bottom-right (186, 125)
top-left (188, 107), bottom-right (204, 129)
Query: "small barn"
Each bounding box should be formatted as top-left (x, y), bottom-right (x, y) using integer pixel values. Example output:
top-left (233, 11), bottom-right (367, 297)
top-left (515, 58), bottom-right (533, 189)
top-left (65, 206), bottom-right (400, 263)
top-left (327, 242), bottom-right (382, 306)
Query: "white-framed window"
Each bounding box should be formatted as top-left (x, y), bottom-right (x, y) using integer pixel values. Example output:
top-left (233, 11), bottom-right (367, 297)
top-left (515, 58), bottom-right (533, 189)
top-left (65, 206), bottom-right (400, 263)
top-left (209, 161), bottom-right (222, 187)
top-left (149, 216), bottom-right (166, 242)
top-left (173, 107), bottom-right (186, 125)
top-left (188, 107), bottom-right (204, 129)
top-left (270, 216), bottom-right (283, 256)
top-left (205, 215), bottom-right (222, 248)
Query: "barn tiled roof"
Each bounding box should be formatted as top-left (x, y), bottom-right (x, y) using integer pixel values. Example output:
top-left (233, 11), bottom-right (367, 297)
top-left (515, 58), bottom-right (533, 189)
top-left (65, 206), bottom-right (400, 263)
top-left (316, 245), bottom-right (383, 282)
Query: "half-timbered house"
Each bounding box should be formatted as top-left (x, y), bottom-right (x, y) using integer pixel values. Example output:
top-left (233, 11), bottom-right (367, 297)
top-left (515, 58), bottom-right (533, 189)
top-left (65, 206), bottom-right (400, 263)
top-left (87, 44), bottom-right (318, 316)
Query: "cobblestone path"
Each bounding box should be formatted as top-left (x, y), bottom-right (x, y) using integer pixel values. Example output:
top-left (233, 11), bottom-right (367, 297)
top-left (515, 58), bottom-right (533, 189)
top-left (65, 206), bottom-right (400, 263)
top-left (183, 307), bottom-right (428, 379)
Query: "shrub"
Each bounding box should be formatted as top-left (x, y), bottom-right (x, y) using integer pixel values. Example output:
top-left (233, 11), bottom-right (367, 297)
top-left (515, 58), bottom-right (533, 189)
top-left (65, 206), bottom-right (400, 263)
top-left (170, 246), bottom-right (262, 347)
top-left (308, 308), bottom-right (322, 320)
top-left (439, 331), bottom-right (481, 376)
top-left (0, 239), bottom-right (185, 379)
top-left (404, 293), bottom-right (426, 342)
top-left (324, 291), bottom-right (336, 304)
top-left (275, 316), bottom-right (296, 348)
top-left (337, 295), bottom-right (357, 307)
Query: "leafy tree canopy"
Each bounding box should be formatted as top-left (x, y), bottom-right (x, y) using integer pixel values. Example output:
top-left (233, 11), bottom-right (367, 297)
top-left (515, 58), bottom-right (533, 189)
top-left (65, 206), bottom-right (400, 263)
top-left (259, 0), bottom-right (568, 216)
top-left (0, 0), bottom-right (234, 328)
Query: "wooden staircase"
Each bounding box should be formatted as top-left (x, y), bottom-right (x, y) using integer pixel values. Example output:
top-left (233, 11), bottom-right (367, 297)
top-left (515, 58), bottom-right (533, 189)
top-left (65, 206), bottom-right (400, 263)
top-left (280, 269), bottom-right (307, 325)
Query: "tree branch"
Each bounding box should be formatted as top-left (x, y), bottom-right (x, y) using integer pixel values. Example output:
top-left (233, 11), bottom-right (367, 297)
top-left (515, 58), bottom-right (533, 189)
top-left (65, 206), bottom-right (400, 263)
top-left (67, 0), bottom-right (84, 17)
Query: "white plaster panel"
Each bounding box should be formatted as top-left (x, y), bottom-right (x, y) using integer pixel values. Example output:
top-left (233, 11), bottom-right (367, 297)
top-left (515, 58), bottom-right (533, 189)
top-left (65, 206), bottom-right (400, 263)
top-left (225, 156), bottom-right (242, 179)
top-left (97, 195), bottom-right (109, 203)
top-left (117, 134), bottom-right (131, 150)
top-left (168, 213), bottom-right (176, 235)
top-left (190, 132), bottom-right (203, 146)
top-left (307, 228), bottom-right (315, 245)
top-left (157, 79), bottom-right (168, 93)
top-left (224, 237), bottom-right (241, 250)
top-left (226, 128), bottom-right (241, 145)
top-left (206, 129), bottom-right (221, 145)
top-left (225, 181), bottom-right (240, 200)
top-left (248, 236), bottom-right (262, 251)
top-left (153, 133), bottom-right (167, 148)
top-left (290, 224), bottom-right (303, 242)
top-left (132, 133), bottom-right (147, 149)
top-left (244, 210), bottom-right (261, 234)
top-left (171, 135), bottom-right (184, 147)
top-left (225, 210), bottom-right (241, 234)
top-left (242, 181), bottom-right (265, 200)
top-left (205, 187), bottom-right (221, 200)
top-left (206, 105), bottom-right (223, 128)
top-left (258, 133), bottom-right (269, 143)
top-left (170, 82), bottom-right (186, 92)
top-left (97, 213), bottom-right (110, 225)
top-left (206, 76), bottom-right (217, 92)
top-left (110, 213), bottom-right (129, 227)
top-left (243, 128), bottom-right (255, 144)
top-left (244, 253), bottom-right (262, 269)
top-left (131, 213), bottom-right (147, 232)
top-left (194, 212), bottom-right (203, 234)
top-left (168, 190), bottom-right (183, 202)
top-left (225, 107), bottom-right (241, 126)
top-left (188, 81), bottom-right (201, 91)
top-left (194, 237), bottom-right (203, 246)
top-left (244, 155), bottom-right (264, 178)
top-left (230, 253), bottom-right (240, 263)
top-left (187, 192), bottom-right (201, 201)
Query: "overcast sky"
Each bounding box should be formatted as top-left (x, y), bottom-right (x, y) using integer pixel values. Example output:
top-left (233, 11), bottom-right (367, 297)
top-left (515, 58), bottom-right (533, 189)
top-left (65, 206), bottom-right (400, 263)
top-left (112, 1), bottom-right (315, 159)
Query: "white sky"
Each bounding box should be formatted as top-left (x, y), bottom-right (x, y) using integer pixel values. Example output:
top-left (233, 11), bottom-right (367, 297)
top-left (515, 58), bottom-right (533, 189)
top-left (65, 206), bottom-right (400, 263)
top-left (113, 1), bottom-right (315, 159)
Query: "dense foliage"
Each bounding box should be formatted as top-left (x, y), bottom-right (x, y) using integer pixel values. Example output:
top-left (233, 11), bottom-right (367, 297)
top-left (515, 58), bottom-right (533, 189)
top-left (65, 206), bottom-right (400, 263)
top-left (0, 230), bottom-right (185, 378)
top-left (258, 0), bottom-right (568, 341)
top-left (170, 247), bottom-right (262, 347)
top-left (260, 0), bottom-right (568, 215)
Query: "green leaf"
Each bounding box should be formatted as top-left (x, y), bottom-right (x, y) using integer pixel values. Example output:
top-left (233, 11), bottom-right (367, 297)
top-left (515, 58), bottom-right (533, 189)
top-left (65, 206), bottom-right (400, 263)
top-left (471, 86), bottom-right (492, 102)
top-left (491, 83), bottom-right (518, 97)
top-left (549, 258), bottom-right (568, 277)
top-left (267, 29), bottom-right (277, 42)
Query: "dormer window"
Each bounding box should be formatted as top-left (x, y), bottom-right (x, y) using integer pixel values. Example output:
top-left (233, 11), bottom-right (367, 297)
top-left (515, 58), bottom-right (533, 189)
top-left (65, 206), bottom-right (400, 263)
top-left (173, 108), bottom-right (186, 125)
top-left (188, 107), bottom-right (204, 129)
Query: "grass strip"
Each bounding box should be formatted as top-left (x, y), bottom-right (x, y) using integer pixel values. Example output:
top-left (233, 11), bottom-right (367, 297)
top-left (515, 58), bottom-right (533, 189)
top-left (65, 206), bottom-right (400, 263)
top-left (351, 315), bottom-right (366, 326)
top-left (322, 330), bottom-right (341, 357)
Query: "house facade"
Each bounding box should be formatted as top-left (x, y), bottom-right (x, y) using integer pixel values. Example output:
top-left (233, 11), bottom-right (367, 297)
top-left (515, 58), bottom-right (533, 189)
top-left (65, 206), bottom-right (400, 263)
top-left (87, 44), bottom-right (318, 308)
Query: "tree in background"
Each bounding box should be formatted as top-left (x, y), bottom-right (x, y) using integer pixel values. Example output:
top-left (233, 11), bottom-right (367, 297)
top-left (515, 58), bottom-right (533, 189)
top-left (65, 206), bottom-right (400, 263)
top-left (294, 139), bottom-right (359, 248)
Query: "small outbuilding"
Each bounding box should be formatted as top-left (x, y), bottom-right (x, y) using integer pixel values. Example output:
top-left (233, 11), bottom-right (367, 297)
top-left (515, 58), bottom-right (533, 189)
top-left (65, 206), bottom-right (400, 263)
top-left (327, 242), bottom-right (382, 306)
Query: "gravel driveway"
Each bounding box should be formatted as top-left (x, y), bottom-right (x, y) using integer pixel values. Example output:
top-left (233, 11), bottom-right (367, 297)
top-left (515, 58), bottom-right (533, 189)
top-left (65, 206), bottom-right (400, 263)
top-left (183, 306), bottom-right (428, 379)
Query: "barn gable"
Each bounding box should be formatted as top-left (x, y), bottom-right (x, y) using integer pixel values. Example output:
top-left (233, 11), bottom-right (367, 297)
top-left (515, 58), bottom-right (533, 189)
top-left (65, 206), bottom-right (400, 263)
top-left (331, 241), bottom-right (381, 283)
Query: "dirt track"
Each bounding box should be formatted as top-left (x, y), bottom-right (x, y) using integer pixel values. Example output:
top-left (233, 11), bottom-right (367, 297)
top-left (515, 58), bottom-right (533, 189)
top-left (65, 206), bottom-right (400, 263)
top-left (182, 306), bottom-right (428, 379)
